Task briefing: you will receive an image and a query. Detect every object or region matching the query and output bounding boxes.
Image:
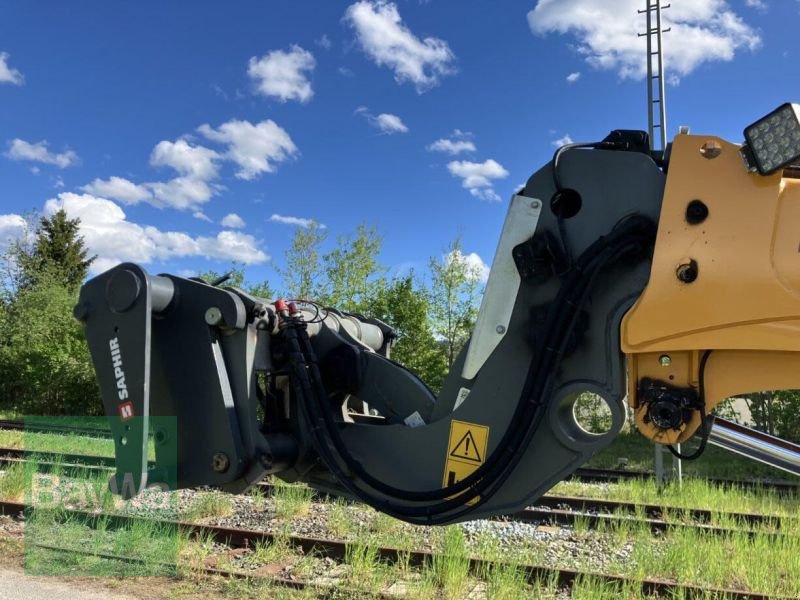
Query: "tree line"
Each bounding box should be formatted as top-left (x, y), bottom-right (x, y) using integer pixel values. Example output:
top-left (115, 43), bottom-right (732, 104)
top-left (0, 212), bottom-right (482, 415)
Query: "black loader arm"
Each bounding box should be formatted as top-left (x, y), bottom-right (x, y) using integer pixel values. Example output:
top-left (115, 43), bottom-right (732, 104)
top-left (76, 131), bottom-right (663, 521)
top-left (77, 117), bottom-right (800, 524)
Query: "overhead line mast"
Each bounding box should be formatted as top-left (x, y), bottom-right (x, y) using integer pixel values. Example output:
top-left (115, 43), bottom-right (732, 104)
top-left (639, 1), bottom-right (671, 153)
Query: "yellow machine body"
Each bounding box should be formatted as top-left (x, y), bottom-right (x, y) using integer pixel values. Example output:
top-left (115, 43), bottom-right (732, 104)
top-left (622, 134), bottom-right (800, 444)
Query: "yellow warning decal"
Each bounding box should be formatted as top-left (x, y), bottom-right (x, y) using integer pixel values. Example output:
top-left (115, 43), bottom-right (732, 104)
top-left (441, 420), bottom-right (490, 492)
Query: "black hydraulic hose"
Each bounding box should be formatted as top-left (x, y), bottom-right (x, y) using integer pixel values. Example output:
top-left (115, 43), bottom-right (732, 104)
top-left (301, 218), bottom-right (652, 512)
top-left (667, 350), bottom-right (714, 460)
top-left (288, 216), bottom-right (656, 523)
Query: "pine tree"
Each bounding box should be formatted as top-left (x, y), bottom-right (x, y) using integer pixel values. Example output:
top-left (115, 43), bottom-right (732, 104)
top-left (20, 210), bottom-right (95, 290)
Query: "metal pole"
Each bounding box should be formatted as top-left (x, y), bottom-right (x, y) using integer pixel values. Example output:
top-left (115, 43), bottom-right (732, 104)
top-left (654, 0), bottom-right (668, 150)
top-left (655, 443), bottom-right (665, 486)
top-left (644, 4), bottom-right (654, 141)
top-left (672, 442), bottom-right (683, 487)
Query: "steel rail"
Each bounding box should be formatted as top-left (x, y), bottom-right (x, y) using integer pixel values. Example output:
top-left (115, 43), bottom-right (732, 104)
top-left (0, 500), bottom-right (782, 600)
top-left (0, 449), bottom-right (792, 535)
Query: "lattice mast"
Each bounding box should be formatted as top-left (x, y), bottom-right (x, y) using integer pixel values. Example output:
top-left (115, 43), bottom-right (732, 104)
top-left (639, 1), bottom-right (671, 152)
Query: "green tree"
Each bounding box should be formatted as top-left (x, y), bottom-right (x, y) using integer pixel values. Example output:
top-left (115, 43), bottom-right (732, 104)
top-left (742, 390), bottom-right (800, 442)
top-left (321, 224), bottom-right (384, 312)
top-left (428, 237), bottom-right (484, 368)
top-left (366, 274), bottom-right (448, 392)
top-left (278, 222), bottom-right (327, 299)
top-left (0, 277), bottom-right (99, 415)
top-left (18, 210), bottom-right (95, 290)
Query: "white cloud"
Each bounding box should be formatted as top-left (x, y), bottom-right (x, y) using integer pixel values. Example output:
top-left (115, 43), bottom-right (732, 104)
top-left (345, 1), bottom-right (455, 92)
top-left (0, 52), bottom-right (23, 85)
top-left (566, 71), bottom-right (581, 83)
top-left (82, 176), bottom-right (152, 204)
top-left (445, 249), bottom-right (490, 283)
top-left (552, 134), bottom-right (574, 147)
top-left (221, 213), bottom-right (246, 228)
top-left (745, 0), bottom-right (767, 10)
top-left (41, 193), bottom-right (268, 274)
top-left (198, 119), bottom-right (298, 180)
top-left (316, 34), bottom-right (332, 50)
top-left (269, 214), bottom-right (326, 229)
top-left (81, 121), bottom-right (296, 212)
top-left (247, 45), bottom-right (316, 103)
top-left (528, 0), bottom-right (761, 82)
top-left (6, 139), bottom-right (79, 168)
top-left (193, 211), bottom-right (212, 223)
top-left (149, 139), bottom-right (220, 180)
top-left (427, 130), bottom-right (476, 155)
top-left (146, 177), bottom-right (217, 210)
top-left (0, 214), bottom-right (27, 250)
top-left (447, 159), bottom-right (509, 202)
top-left (355, 107), bottom-right (408, 134)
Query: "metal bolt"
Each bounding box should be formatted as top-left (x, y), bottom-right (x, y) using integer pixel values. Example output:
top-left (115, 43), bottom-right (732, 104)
top-left (676, 260), bottom-right (699, 284)
top-left (211, 452), bottom-right (230, 473)
top-left (496, 325), bottom-right (506, 334)
top-left (530, 200), bottom-right (541, 210)
top-left (205, 307), bottom-right (223, 326)
top-left (659, 354), bottom-right (672, 367)
top-left (700, 140), bottom-right (722, 159)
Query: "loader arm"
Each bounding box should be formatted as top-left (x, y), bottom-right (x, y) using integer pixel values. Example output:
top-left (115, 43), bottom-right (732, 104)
top-left (76, 111), bottom-right (800, 525)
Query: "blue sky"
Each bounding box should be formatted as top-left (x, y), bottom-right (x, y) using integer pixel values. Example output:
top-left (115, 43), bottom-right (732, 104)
top-left (1, 0), bottom-right (797, 291)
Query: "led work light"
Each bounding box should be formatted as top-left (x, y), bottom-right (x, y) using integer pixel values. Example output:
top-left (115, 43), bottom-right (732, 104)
top-left (743, 103), bottom-right (800, 175)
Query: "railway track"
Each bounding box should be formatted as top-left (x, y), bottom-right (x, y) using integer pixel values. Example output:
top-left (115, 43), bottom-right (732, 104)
top-left (1, 417), bottom-right (798, 494)
top-left (0, 499), bottom-right (784, 599)
top-left (0, 448), bottom-right (794, 536)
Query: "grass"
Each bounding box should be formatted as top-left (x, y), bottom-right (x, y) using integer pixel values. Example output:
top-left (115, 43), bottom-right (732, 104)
top-left (23, 507), bottom-right (179, 577)
top-left (272, 480), bottom-right (313, 520)
top-left (429, 526), bottom-right (472, 599)
top-left (183, 492), bottom-right (233, 522)
top-left (4, 424), bottom-right (800, 597)
top-left (0, 461), bottom-right (28, 501)
top-left (551, 477), bottom-right (800, 518)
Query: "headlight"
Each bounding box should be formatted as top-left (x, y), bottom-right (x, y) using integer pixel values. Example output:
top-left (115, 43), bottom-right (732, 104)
top-left (743, 103), bottom-right (800, 175)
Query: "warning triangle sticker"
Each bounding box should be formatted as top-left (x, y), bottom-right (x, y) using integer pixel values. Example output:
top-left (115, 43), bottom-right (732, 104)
top-left (449, 430), bottom-right (482, 463)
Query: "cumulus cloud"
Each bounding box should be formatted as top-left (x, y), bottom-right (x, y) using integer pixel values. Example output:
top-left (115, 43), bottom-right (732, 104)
top-left (447, 159), bottom-right (509, 202)
top-left (247, 45), bottom-right (316, 103)
top-left (528, 0), bottom-right (761, 82)
top-left (6, 139), bottom-right (79, 168)
top-left (82, 176), bottom-right (152, 204)
top-left (552, 134), bottom-right (574, 147)
top-left (427, 130), bottom-right (476, 155)
top-left (81, 120), bottom-right (297, 212)
top-left (0, 214), bottom-right (27, 251)
top-left (198, 119), bottom-right (298, 180)
top-left (221, 213), bottom-right (246, 228)
top-left (0, 52), bottom-right (23, 85)
top-left (39, 193), bottom-right (267, 274)
top-left (355, 107), bottom-right (408, 134)
top-left (149, 139), bottom-right (220, 180)
top-left (566, 71), bottom-right (581, 83)
top-left (146, 177), bottom-right (217, 210)
top-left (445, 249), bottom-right (490, 283)
top-left (345, 1), bottom-right (455, 92)
top-left (269, 214), bottom-right (326, 229)
top-left (193, 211), bottom-right (213, 222)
